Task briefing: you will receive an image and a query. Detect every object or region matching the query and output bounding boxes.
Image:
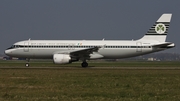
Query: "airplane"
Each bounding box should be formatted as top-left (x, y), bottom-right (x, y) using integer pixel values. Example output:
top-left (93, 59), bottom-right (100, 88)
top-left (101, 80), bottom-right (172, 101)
top-left (5, 14), bottom-right (175, 67)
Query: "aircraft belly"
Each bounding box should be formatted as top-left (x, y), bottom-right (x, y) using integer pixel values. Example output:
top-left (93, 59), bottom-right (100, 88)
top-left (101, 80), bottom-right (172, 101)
top-left (99, 48), bottom-right (152, 59)
top-left (99, 49), bottom-right (134, 58)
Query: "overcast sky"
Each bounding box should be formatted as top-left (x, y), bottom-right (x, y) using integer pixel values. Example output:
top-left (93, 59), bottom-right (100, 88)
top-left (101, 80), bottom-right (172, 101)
top-left (0, 1), bottom-right (179, 54)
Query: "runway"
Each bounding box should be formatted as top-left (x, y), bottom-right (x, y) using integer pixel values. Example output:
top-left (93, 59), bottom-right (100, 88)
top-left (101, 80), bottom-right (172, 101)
top-left (1, 66), bottom-right (180, 69)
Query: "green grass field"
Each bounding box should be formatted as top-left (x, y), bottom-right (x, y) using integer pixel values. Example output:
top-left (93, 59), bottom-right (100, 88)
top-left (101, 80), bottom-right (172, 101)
top-left (0, 61), bottom-right (180, 101)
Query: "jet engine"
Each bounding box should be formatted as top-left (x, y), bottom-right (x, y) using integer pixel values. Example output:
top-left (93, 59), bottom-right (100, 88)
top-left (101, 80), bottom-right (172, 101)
top-left (53, 54), bottom-right (71, 64)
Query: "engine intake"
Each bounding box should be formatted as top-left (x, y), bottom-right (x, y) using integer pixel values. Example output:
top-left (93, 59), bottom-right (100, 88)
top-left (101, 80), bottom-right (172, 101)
top-left (53, 54), bottom-right (71, 64)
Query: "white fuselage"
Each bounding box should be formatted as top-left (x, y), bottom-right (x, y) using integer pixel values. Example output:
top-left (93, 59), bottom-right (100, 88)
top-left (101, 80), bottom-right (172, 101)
top-left (5, 40), bottom-right (164, 59)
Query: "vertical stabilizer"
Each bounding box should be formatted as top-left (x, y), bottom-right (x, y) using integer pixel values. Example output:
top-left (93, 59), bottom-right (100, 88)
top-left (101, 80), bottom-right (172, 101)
top-left (139, 14), bottom-right (172, 42)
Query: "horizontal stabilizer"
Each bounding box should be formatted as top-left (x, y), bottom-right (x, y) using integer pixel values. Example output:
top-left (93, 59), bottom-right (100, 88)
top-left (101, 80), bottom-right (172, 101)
top-left (152, 42), bottom-right (175, 48)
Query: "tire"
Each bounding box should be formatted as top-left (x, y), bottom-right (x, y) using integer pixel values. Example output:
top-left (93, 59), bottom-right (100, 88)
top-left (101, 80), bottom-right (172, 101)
top-left (81, 62), bottom-right (88, 67)
top-left (25, 63), bottom-right (29, 67)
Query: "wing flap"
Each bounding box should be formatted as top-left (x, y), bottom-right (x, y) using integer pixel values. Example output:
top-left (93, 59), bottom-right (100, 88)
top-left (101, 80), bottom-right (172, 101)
top-left (70, 46), bottom-right (100, 55)
top-left (70, 46), bottom-right (101, 59)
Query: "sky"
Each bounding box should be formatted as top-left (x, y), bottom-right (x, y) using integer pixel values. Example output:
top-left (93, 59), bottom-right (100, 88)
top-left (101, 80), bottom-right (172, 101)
top-left (0, 1), bottom-right (179, 54)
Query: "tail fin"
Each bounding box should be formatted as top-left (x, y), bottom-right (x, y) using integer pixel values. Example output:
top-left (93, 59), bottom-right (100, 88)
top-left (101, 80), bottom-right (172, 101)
top-left (139, 14), bottom-right (172, 42)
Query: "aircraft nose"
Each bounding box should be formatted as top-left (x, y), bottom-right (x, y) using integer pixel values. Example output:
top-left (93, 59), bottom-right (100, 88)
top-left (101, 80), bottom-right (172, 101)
top-left (4, 49), bottom-right (12, 56)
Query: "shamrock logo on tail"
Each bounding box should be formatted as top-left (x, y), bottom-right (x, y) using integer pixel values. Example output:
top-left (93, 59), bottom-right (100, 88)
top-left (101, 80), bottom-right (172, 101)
top-left (155, 23), bottom-right (166, 34)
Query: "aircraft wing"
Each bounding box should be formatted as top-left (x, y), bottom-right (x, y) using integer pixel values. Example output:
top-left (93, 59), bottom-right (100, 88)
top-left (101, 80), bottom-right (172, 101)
top-left (152, 42), bottom-right (175, 48)
top-left (69, 46), bottom-right (101, 59)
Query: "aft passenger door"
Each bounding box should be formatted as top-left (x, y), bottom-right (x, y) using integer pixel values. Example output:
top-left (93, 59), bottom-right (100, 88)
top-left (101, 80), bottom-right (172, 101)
top-left (136, 42), bottom-right (142, 52)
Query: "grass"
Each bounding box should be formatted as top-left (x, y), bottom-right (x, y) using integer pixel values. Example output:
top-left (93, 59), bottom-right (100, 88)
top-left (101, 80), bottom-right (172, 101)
top-left (0, 61), bottom-right (180, 101)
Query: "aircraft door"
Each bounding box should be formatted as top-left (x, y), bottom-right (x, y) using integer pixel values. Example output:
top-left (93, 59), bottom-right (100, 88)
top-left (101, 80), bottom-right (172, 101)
top-left (136, 42), bottom-right (142, 52)
top-left (102, 44), bottom-right (106, 49)
top-left (68, 44), bottom-right (75, 50)
top-left (24, 42), bottom-right (29, 52)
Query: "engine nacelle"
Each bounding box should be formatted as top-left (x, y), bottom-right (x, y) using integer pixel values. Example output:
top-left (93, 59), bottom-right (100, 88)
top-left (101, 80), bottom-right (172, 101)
top-left (53, 54), bottom-right (71, 64)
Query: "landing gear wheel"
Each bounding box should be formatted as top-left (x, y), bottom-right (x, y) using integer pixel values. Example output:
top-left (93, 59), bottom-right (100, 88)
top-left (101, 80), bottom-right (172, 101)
top-left (25, 58), bottom-right (30, 67)
top-left (81, 62), bottom-right (88, 68)
top-left (25, 63), bottom-right (29, 67)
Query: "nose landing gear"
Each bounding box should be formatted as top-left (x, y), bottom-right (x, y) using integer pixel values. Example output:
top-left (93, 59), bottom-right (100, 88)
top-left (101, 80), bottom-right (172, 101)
top-left (25, 63), bottom-right (29, 67)
top-left (25, 58), bottom-right (30, 67)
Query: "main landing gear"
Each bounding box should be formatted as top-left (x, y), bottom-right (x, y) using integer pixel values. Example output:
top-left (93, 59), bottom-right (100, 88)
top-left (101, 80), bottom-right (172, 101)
top-left (81, 62), bottom-right (88, 68)
top-left (25, 58), bottom-right (30, 67)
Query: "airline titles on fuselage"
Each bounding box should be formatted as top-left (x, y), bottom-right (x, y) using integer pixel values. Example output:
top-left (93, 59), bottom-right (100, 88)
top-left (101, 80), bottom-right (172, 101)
top-left (30, 43), bottom-right (82, 46)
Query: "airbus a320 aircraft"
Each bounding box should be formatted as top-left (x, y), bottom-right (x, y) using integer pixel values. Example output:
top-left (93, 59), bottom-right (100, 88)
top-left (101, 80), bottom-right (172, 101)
top-left (5, 14), bottom-right (175, 67)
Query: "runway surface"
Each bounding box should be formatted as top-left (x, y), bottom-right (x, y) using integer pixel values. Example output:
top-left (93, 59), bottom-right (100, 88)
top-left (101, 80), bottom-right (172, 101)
top-left (1, 66), bottom-right (180, 69)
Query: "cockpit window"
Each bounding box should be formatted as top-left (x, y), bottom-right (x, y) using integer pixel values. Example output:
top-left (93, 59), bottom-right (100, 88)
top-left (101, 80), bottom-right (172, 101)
top-left (7, 45), bottom-right (13, 49)
top-left (7, 45), bottom-right (20, 49)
